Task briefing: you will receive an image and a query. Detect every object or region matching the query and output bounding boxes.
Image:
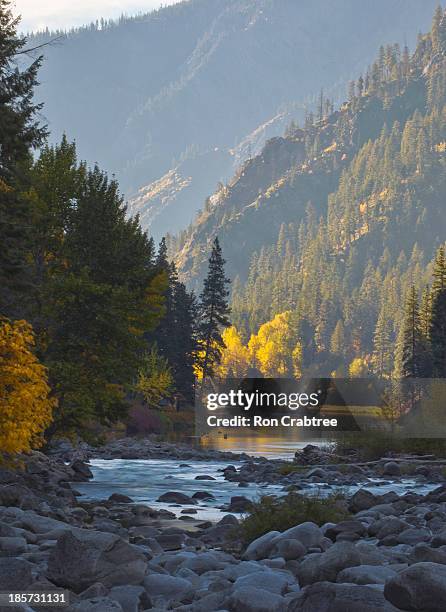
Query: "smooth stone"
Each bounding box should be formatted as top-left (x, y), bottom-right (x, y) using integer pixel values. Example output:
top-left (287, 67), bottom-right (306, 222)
top-left (384, 561), bottom-right (446, 612)
top-left (227, 585), bottom-right (286, 612)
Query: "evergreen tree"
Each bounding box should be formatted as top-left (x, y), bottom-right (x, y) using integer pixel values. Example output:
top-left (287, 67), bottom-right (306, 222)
top-left (430, 246), bottom-right (446, 376)
top-left (197, 237), bottom-right (231, 380)
top-left (0, 1), bottom-right (47, 317)
top-left (151, 239), bottom-right (198, 401)
top-left (372, 304), bottom-right (393, 377)
top-left (399, 286), bottom-right (426, 379)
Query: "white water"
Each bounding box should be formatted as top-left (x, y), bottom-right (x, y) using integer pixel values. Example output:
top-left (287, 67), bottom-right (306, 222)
top-left (74, 457), bottom-right (440, 521)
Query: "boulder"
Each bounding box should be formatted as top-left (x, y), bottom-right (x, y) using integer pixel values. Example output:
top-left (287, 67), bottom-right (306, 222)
top-left (269, 538), bottom-right (306, 561)
top-left (382, 462), bottom-right (401, 477)
top-left (384, 561), bottom-right (446, 612)
top-left (227, 496), bottom-right (252, 512)
top-left (180, 552), bottom-right (225, 574)
top-left (47, 529), bottom-right (146, 592)
top-left (277, 522), bottom-right (323, 550)
top-left (108, 585), bottom-right (151, 612)
top-left (192, 491), bottom-right (215, 500)
top-left (298, 542), bottom-right (361, 586)
top-left (157, 492), bottom-right (196, 505)
top-left (155, 533), bottom-right (186, 551)
top-left (194, 475), bottom-right (216, 480)
top-left (337, 564), bottom-right (397, 585)
top-left (288, 581), bottom-right (400, 611)
top-left (408, 543), bottom-right (446, 565)
top-left (349, 489), bottom-right (378, 512)
top-left (0, 536), bottom-right (27, 555)
top-left (0, 558), bottom-right (34, 590)
top-left (396, 528), bottom-right (431, 545)
top-left (234, 570), bottom-right (290, 594)
top-left (227, 586), bottom-right (285, 612)
top-left (108, 493), bottom-right (133, 504)
top-left (243, 531), bottom-right (280, 561)
top-left (68, 597), bottom-right (123, 611)
top-left (71, 460), bottom-right (94, 480)
top-left (143, 574), bottom-right (193, 601)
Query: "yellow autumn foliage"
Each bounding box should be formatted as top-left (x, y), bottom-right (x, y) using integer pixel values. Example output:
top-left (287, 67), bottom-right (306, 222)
top-left (249, 312), bottom-right (299, 377)
top-left (0, 319), bottom-right (55, 455)
top-left (216, 327), bottom-right (250, 377)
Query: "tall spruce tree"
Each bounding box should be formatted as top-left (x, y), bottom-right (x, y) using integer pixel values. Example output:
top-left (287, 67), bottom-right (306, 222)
top-left (151, 239), bottom-right (198, 401)
top-left (197, 237), bottom-right (231, 381)
top-left (0, 1), bottom-right (47, 317)
top-left (399, 286), bottom-right (426, 379)
top-left (430, 246), bottom-right (446, 377)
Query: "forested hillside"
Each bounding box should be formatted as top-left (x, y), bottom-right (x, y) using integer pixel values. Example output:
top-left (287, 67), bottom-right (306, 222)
top-left (30, 0), bottom-right (436, 238)
top-left (175, 6), bottom-right (446, 378)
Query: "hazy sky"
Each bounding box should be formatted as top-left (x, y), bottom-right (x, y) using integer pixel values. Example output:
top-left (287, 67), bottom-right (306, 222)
top-left (14, 1), bottom-right (182, 33)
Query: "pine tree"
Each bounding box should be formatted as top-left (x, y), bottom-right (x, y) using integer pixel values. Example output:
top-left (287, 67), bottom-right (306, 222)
top-left (0, 1), bottom-right (47, 317)
top-left (430, 246), bottom-right (446, 376)
top-left (197, 237), bottom-right (231, 381)
top-left (372, 304), bottom-right (393, 377)
top-left (399, 286), bottom-right (425, 379)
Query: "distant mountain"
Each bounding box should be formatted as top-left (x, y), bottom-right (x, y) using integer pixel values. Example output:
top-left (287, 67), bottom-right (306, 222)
top-left (32, 0), bottom-right (437, 239)
top-left (174, 6), bottom-right (446, 376)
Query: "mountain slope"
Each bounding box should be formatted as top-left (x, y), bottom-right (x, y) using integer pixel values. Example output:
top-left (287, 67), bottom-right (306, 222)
top-left (31, 0), bottom-right (437, 238)
top-left (175, 7), bottom-right (446, 375)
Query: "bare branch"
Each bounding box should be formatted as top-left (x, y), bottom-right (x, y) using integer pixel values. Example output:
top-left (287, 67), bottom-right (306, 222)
top-left (16, 35), bottom-right (65, 57)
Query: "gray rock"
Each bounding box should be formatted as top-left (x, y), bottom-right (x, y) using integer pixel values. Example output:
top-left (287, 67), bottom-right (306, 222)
top-left (157, 492), bottom-right (196, 505)
top-left (144, 574), bottom-right (193, 601)
top-left (288, 581), bottom-right (400, 611)
top-left (408, 543), bottom-right (446, 565)
top-left (269, 538), bottom-right (306, 561)
top-left (71, 460), bottom-right (94, 480)
top-left (180, 552), bottom-right (225, 574)
top-left (47, 529), bottom-right (146, 592)
top-left (243, 531), bottom-right (280, 561)
top-left (397, 527), bottom-right (431, 545)
top-left (155, 533), bottom-right (186, 551)
top-left (0, 558), bottom-right (34, 590)
top-left (298, 542), bottom-right (361, 586)
top-left (192, 491), bottom-right (215, 500)
top-left (228, 496), bottom-right (252, 512)
top-left (349, 489), bottom-right (378, 512)
top-left (325, 520), bottom-right (366, 541)
top-left (337, 564), bottom-right (397, 585)
top-left (384, 561), bottom-right (446, 612)
top-left (108, 493), bottom-right (133, 504)
top-left (0, 536), bottom-right (27, 555)
top-left (108, 585), bottom-right (151, 612)
top-left (278, 522), bottom-right (323, 550)
top-left (234, 570), bottom-right (290, 594)
top-left (227, 586), bottom-right (285, 612)
top-left (68, 597), bottom-right (123, 611)
top-left (383, 462), bottom-right (401, 477)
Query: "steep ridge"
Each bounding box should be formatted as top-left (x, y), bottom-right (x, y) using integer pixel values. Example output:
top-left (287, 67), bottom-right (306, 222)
top-left (176, 7), bottom-right (446, 375)
top-left (30, 0), bottom-right (437, 238)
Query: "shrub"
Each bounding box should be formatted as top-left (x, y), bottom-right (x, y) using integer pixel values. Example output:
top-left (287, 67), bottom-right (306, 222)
top-left (331, 432), bottom-right (446, 461)
top-left (240, 492), bottom-right (350, 545)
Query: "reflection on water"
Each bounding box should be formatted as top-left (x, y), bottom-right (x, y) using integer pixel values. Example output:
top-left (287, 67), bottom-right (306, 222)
top-left (200, 428), bottom-right (328, 459)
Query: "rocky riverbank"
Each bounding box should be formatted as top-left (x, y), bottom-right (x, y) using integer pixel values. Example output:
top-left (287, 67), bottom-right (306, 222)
top-left (1, 444), bottom-right (446, 610)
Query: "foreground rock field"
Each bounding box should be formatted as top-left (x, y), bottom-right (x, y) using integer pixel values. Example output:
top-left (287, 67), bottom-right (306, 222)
top-left (1, 441), bottom-right (446, 611)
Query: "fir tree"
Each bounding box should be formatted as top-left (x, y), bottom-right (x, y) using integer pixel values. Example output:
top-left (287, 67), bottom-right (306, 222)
top-left (430, 246), bottom-right (446, 376)
top-left (197, 237), bottom-right (231, 381)
top-left (0, 1), bottom-right (47, 317)
top-left (399, 286), bottom-right (426, 379)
